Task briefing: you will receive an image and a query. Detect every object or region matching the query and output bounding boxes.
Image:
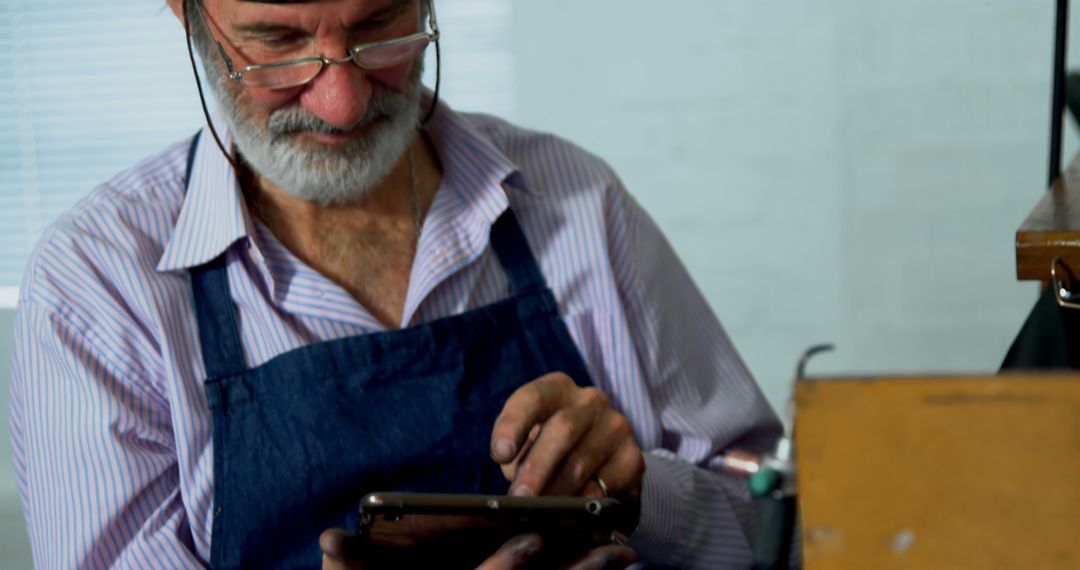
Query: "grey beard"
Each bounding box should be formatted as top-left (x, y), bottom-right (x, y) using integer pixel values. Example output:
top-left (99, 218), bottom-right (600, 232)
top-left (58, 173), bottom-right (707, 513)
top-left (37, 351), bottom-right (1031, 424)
top-left (190, 12), bottom-right (424, 205)
top-left (226, 73), bottom-right (423, 206)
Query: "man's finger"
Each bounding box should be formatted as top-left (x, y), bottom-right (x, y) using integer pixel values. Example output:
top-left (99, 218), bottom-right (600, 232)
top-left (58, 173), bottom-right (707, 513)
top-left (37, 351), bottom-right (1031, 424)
top-left (475, 533), bottom-right (543, 570)
top-left (320, 528), bottom-right (364, 570)
top-left (509, 403), bottom-right (598, 496)
top-left (543, 410), bottom-right (629, 496)
top-left (594, 437), bottom-right (647, 501)
top-left (490, 373), bottom-right (574, 464)
top-left (564, 544), bottom-right (637, 570)
top-left (500, 423), bottom-right (542, 482)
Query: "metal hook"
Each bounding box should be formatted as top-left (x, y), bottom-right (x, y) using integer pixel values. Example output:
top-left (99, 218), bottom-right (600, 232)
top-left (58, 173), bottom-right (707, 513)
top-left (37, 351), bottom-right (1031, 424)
top-left (796, 344), bottom-right (836, 381)
top-left (1051, 258), bottom-right (1080, 310)
top-left (780, 344), bottom-right (836, 440)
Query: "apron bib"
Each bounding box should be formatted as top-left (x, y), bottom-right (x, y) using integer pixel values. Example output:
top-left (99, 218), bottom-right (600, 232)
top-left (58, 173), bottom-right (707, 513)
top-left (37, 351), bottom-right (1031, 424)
top-left (183, 134), bottom-right (595, 568)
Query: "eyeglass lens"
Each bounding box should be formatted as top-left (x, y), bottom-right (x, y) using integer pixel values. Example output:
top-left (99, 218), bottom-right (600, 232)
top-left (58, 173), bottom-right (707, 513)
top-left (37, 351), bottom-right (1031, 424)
top-left (242, 62), bottom-right (323, 89)
top-left (240, 36), bottom-right (432, 89)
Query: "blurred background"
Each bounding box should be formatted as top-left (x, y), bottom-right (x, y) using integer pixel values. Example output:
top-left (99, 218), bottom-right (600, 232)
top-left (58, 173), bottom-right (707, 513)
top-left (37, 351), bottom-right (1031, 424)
top-left (0, 0), bottom-right (1073, 565)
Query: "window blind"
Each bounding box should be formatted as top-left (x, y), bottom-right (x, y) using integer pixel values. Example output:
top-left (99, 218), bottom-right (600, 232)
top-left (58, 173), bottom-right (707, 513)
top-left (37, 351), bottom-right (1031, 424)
top-left (0, 0), bottom-right (515, 298)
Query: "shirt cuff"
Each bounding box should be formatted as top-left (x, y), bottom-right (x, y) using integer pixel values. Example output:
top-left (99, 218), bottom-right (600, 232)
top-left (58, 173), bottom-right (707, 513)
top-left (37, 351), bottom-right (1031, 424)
top-left (626, 451), bottom-right (688, 566)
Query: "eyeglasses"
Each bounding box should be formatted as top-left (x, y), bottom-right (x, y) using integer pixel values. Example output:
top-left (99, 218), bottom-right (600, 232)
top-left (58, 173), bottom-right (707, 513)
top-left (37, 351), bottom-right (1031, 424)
top-left (192, 1), bottom-right (439, 90)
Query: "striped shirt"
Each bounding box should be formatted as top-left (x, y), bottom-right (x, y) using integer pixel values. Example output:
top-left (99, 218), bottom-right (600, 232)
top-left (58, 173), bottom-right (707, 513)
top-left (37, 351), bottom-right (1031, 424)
top-left (11, 101), bottom-right (781, 568)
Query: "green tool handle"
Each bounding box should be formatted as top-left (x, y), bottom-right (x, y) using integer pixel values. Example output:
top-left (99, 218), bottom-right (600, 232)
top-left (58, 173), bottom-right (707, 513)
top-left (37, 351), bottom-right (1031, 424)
top-left (749, 468), bottom-right (797, 569)
top-left (751, 494), bottom-right (797, 569)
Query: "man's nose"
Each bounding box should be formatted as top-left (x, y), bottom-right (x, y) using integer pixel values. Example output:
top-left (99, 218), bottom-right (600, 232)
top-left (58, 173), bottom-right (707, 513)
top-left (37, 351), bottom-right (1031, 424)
top-left (298, 58), bottom-right (373, 132)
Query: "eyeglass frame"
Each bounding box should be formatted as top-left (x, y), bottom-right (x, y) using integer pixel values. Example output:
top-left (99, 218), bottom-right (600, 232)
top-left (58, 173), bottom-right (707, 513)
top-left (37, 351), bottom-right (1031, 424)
top-left (191, 0), bottom-right (440, 89)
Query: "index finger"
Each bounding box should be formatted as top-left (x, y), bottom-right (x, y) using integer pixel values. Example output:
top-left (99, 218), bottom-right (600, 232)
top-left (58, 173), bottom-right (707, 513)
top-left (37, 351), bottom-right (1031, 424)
top-left (490, 373), bottom-right (574, 463)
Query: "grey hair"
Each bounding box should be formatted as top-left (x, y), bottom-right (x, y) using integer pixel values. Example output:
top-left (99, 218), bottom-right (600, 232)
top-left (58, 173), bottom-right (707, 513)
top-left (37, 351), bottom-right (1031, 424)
top-left (182, 0), bottom-right (214, 65)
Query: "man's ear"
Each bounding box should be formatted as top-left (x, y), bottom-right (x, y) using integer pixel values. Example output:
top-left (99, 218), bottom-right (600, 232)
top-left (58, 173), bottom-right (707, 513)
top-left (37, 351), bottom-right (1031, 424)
top-left (165, 0), bottom-right (186, 26)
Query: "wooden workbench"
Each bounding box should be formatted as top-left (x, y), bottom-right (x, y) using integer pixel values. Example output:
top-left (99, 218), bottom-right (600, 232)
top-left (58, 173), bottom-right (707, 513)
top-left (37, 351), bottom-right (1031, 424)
top-left (794, 374), bottom-right (1080, 569)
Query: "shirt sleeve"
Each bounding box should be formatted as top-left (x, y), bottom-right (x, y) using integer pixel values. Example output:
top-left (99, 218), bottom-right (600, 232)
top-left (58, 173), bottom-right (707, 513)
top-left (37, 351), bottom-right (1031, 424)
top-left (11, 297), bottom-right (204, 568)
top-left (608, 185), bottom-right (784, 568)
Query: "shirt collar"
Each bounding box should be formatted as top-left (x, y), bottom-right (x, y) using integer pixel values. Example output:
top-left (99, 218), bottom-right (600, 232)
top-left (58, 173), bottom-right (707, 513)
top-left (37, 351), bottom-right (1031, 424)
top-left (157, 96), bottom-right (527, 273)
top-left (157, 117), bottom-right (256, 273)
top-left (421, 97), bottom-right (529, 224)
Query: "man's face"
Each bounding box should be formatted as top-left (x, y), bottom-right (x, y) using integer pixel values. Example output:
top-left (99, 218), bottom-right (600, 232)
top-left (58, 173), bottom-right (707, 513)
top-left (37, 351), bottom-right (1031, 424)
top-left (187, 0), bottom-right (426, 205)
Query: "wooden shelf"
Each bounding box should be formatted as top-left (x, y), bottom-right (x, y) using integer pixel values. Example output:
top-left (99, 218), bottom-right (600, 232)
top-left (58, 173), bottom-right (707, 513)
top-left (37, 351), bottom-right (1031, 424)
top-left (1016, 152), bottom-right (1080, 281)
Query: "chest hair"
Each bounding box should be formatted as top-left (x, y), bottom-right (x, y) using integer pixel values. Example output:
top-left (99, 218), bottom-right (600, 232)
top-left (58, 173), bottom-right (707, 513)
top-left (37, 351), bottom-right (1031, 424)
top-left (317, 217), bottom-right (418, 327)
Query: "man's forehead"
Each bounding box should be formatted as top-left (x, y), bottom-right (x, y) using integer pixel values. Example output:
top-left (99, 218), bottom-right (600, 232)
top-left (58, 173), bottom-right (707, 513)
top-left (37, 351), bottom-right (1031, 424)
top-left (221, 0), bottom-right (414, 15)
top-left (232, 0), bottom-right (411, 4)
top-left (235, 1), bottom-right (337, 4)
top-left (224, 0), bottom-right (416, 12)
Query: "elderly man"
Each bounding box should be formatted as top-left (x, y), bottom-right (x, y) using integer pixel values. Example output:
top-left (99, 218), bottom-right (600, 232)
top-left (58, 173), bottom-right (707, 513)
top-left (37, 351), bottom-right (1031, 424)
top-left (10, 0), bottom-right (781, 567)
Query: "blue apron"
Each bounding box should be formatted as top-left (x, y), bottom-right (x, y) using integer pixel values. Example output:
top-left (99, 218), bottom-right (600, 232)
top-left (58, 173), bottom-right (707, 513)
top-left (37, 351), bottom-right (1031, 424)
top-left (184, 134), bottom-right (595, 568)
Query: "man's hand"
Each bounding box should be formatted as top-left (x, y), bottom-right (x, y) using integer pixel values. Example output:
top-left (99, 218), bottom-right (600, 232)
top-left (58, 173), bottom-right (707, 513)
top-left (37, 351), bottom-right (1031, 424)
top-left (320, 529), bottom-right (635, 569)
top-left (490, 373), bottom-right (645, 502)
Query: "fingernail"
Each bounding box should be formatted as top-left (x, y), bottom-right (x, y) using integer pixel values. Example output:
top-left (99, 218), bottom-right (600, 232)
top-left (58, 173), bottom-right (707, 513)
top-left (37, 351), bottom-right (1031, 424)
top-left (492, 439), bottom-right (516, 462)
top-left (511, 484), bottom-right (533, 497)
top-left (509, 535), bottom-right (541, 560)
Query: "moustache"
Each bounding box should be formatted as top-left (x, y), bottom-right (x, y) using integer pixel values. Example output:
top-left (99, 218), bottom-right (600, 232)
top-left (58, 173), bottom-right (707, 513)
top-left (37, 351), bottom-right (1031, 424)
top-left (264, 88), bottom-right (413, 138)
top-left (265, 107), bottom-right (381, 138)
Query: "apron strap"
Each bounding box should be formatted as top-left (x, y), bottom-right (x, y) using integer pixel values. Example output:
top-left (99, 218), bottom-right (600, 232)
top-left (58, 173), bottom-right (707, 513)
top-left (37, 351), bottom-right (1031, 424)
top-left (190, 255), bottom-right (248, 378)
top-left (183, 131), bottom-right (248, 379)
top-left (184, 130), bottom-right (201, 185)
top-left (489, 209), bottom-right (547, 295)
